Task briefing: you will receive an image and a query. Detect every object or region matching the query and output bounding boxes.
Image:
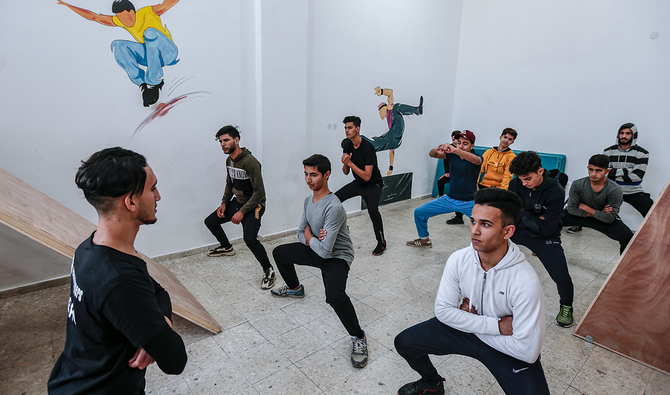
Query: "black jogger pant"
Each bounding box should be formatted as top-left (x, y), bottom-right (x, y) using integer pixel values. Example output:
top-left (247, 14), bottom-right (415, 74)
top-left (562, 210), bottom-right (634, 254)
top-left (204, 198), bottom-right (272, 271)
top-left (335, 181), bottom-right (385, 243)
top-left (272, 242), bottom-right (364, 338)
top-left (395, 317), bottom-right (550, 395)
top-left (511, 233), bottom-right (574, 307)
top-left (623, 192), bottom-right (654, 218)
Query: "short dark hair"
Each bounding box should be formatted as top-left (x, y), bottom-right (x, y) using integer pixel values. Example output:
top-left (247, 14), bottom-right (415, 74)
top-left (216, 125), bottom-right (240, 140)
top-left (451, 130), bottom-right (461, 138)
top-left (589, 154), bottom-right (610, 169)
top-left (75, 147), bottom-right (147, 213)
top-left (501, 127), bottom-right (517, 139)
top-left (474, 188), bottom-right (523, 227)
top-left (509, 151), bottom-right (542, 176)
top-left (343, 116), bottom-right (361, 127)
top-left (112, 0), bottom-right (135, 13)
top-left (303, 154), bottom-right (331, 176)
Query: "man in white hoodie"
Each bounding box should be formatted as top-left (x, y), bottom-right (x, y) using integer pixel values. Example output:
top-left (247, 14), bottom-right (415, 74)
top-left (394, 188), bottom-right (548, 395)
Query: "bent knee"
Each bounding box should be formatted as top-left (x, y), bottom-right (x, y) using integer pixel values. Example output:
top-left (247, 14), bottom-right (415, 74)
top-left (143, 27), bottom-right (160, 41)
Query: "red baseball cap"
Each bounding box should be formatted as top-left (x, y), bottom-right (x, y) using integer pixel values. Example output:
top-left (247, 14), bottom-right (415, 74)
top-left (455, 130), bottom-right (476, 145)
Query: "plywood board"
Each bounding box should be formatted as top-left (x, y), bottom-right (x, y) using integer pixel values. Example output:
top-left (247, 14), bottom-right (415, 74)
top-left (0, 167), bottom-right (221, 334)
top-left (574, 177), bottom-right (670, 374)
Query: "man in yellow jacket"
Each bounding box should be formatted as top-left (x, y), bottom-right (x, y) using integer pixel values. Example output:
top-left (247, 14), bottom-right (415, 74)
top-left (478, 128), bottom-right (517, 189)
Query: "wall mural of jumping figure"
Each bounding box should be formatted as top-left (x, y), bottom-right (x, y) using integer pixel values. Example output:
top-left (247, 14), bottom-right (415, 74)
top-left (366, 86), bottom-right (424, 175)
top-left (58, 0), bottom-right (180, 107)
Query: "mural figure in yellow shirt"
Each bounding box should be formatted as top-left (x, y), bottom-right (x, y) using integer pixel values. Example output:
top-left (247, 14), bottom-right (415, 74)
top-left (58, 0), bottom-right (180, 107)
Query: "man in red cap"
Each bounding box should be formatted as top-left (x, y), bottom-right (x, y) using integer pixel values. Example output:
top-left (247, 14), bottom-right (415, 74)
top-left (407, 130), bottom-right (482, 248)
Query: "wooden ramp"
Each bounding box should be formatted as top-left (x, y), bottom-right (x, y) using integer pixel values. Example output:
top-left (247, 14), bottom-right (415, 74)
top-left (574, 178), bottom-right (670, 374)
top-left (0, 167), bottom-right (221, 334)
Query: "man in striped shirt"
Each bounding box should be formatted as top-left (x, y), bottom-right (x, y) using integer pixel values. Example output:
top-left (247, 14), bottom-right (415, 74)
top-left (603, 122), bottom-right (654, 218)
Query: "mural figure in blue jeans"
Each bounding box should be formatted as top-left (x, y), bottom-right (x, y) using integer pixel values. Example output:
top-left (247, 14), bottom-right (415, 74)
top-left (58, 0), bottom-right (180, 107)
top-left (367, 86), bottom-right (424, 175)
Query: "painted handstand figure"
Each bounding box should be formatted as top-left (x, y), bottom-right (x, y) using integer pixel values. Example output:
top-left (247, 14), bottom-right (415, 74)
top-left (58, 0), bottom-right (180, 107)
top-left (367, 87), bottom-right (423, 175)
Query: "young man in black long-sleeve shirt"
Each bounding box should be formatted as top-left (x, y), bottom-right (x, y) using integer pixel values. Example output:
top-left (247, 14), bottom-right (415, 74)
top-left (48, 147), bottom-right (187, 395)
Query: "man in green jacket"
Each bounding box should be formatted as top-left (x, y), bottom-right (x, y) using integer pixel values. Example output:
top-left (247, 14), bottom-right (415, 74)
top-left (204, 125), bottom-right (275, 289)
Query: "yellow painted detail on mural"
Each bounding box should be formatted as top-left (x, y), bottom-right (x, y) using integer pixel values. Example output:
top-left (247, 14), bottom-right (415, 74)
top-left (113, 7), bottom-right (173, 43)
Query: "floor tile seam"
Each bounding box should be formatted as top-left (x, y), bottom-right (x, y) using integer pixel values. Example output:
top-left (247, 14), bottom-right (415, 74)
top-left (564, 342), bottom-right (599, 392)
top-left (357, 368), bottom-right (397, 395)
top-left (228, 343), bottom-right (292, 386)
top-left (301, 322), bottom-right (349, 348)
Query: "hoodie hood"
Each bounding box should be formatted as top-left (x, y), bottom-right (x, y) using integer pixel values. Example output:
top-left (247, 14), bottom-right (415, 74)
top-left (617, 123), bottom-right (638, 148)
top-left (234, 147), bottom-right (251, 162)
top-left (533, 169), bottom-right (560, 192)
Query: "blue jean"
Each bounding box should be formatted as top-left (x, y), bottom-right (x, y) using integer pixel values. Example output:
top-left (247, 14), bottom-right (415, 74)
top-left (111, 28), bottom-right (178, 86)
top-left (414, 196), bottom-right (474, 237)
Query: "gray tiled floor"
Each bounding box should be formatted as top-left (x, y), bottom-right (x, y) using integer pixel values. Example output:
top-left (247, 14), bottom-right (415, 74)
top-left (1, 197), bottom-right (669, 394)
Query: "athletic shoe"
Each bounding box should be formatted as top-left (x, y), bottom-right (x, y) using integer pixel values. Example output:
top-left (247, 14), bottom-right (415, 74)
top-left (446, 215), bottom-right (464, 225)
top-left (556, 305), bottom-right (574, 327)
top-left (261, 267), bottom-right (276, 290)
top-left (398, 377), bottom-right (445, 395)
top-left (208, 245), bottom-right (235, 257)
top-left (566, 226), bottom-right (582, 234)
top-left (418, 96), bottom-right (424, 115)
top-left (140, 80), bottom-right (164, 107)
top-left (406, 238), bottom-right (432, 248)
top-left (271, 284), bottom-right (305, 298)
top-left (372, 241), bottom-right (386, 256)
top-left (351, 333), bottom-right (368, 368)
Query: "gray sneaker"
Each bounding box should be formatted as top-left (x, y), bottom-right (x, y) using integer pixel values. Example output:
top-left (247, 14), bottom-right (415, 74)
top-left (351, 333), bottom-right (368, 368)
top-left (261, 267), bottom-right (276, 290)
top-left (271, 284), bottom-right (305, 298)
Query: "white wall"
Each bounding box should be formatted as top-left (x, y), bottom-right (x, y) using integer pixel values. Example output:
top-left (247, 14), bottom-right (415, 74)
top-left (0, 0), bottom-right (463, 257)
top-left (453, 0), bottom-right (670, 229)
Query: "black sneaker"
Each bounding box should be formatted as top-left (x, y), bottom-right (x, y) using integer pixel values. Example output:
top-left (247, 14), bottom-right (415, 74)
top-left (566, 226), bottom-right (582, 234)
top-left (208, 245), bottom-right (235, 257)
top-left (140, 80), bottom-right (164, 107)
top-left (446, 215), bottom-right (464, 225)
top-left (261, 267), bottom-right (276, 290)
top-left (398, 377), bottom-right (445, 395)
top-left (418, 96), bottom-right (424, 115)
top-left (372, 241), bottom-right (386, 256)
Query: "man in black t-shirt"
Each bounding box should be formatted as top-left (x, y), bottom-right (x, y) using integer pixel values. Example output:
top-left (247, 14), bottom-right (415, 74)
top-left (48, 147), bottom-right (187, 395)
top-left (335, 115), bottom-right (387, 255)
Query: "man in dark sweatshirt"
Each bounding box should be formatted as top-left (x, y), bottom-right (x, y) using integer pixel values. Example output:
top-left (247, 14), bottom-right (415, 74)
top-left (204, 125), bottom-right (275, 290)
top-left (509, 151), bottom-right (574, 328)
top-left (48, 147), bottom-right (187, 395)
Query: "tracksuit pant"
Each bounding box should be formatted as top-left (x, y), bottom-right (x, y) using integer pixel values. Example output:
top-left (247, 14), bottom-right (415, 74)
top-left (335, 181), bottom-right (385, 243)
top-left (395, 317), bottom-right (550, 395)
top-left (414, 196), bottom-right (474, 238)
top-left (623, 192), bottom-right (654, 218)
top-left (511, 233), bottom-right (574, 307)
top-left (204, 198), bottom-right (272, 271)
top-left (562, 210), bottom-right (634, 254)
top-left (272, 242), bottom-right (364, 338)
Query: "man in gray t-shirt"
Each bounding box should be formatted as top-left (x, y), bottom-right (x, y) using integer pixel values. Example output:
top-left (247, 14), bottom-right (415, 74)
top-left (270, 154), bottom-right (368, 369)
top-left (562, 154), bottom-right (634, 254)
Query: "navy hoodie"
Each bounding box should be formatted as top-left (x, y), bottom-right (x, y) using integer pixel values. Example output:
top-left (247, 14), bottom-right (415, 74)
top-left (508, 171), bottom-right (564, 238)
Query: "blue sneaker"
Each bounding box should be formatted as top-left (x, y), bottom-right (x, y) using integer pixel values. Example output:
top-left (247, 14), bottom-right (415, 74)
top-left (271, 284), bottom-right (305, 298)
